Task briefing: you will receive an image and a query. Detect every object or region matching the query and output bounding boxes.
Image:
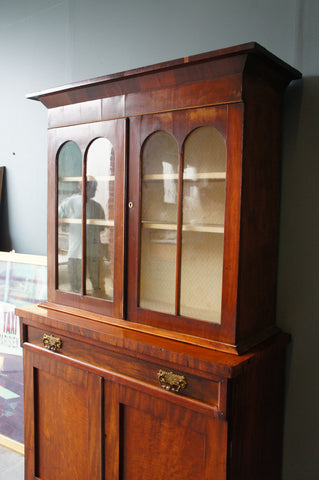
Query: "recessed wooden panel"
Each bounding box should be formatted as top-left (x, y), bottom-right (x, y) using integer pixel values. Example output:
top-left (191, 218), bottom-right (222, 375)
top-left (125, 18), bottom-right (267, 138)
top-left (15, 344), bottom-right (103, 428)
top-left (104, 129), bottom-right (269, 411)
top-left (48, 100), bottom-right (102, 128)
top-left (36, 368), bottom-right (89, 479)
top-left (121, 405), bottom-right (206, 480)
top-left (102, 95), bottom-right (125, 119)
top-left (117, 385), bottom-right (227, 480)
top-left (125, 75), bottom-right (242, 117)
top-left (25, 351), bottom-right (102, 480)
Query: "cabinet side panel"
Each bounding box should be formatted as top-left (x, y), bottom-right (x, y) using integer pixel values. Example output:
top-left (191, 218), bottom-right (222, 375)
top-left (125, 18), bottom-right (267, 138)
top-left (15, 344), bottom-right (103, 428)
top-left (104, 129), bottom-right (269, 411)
top-left (221, 103), bottom-right (243, 345)
top-left (237, 75), bottom-right (284, 342)
top-left (228, 343), bottom-right (287, 480)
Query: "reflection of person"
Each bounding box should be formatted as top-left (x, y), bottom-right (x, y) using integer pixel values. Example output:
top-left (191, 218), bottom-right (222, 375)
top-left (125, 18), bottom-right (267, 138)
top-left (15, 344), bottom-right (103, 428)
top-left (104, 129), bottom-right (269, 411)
top-left (58, 180), bottom-right (105, 294)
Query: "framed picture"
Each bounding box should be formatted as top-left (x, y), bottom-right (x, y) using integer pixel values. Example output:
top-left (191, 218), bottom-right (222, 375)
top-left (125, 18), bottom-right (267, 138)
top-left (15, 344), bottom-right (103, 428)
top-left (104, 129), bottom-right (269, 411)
top-left (0, 251), bottom-right (47, 451)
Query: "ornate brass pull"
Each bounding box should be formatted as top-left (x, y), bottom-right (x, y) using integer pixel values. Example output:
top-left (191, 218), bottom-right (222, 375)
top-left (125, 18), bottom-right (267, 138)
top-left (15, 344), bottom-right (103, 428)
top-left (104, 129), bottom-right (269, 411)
top-left (43, 334), bottom-right (63, 352)
top-left (157, 370), bottom-right (187, 393)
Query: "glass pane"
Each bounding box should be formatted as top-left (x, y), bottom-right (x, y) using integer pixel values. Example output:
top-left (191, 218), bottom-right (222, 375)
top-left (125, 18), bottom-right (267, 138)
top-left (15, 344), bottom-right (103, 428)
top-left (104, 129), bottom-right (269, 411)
top-left (86, 138), bottom-right (114, 300)
top-left (180, 127), bottom-right (226, 323)
top-left (139, 131), bottom-right (178, 314)
top-left (57, 141), bottom-right (82, 293)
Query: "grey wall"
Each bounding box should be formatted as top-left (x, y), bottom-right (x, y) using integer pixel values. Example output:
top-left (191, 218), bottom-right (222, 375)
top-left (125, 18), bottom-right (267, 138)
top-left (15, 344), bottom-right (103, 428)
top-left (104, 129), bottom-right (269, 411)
top-left (0, 0), bottom-right (318, 478)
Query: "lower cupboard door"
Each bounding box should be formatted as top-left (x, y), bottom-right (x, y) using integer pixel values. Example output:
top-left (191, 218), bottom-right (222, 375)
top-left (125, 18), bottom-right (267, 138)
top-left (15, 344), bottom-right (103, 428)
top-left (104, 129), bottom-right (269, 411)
top-left (24, 350), bottom-right (103, 480)
top-left (104, 380), bottom-right (227, 480)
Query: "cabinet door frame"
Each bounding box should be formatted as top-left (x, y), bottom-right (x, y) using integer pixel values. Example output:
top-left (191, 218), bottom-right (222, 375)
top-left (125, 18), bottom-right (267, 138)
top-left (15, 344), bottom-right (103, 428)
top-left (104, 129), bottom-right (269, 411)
top-left (47, 119), bottom-right (126, 318)
top-left (23, 347), bottom-right (103, 480)
top-left (127, 105), bottom-right (242, 345)
top-left (104, 380), bottom-right (228, 480)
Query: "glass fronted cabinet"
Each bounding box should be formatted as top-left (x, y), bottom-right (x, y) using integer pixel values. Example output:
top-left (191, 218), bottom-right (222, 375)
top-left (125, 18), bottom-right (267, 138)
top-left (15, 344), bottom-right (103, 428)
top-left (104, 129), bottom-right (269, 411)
top-left (30, 42), bottom-right (301, 353)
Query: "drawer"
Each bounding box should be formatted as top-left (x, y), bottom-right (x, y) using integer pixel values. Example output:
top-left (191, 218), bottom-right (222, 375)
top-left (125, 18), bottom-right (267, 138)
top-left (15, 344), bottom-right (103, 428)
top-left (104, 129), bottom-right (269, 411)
top-left (25, 325), bottom-right (221, 410)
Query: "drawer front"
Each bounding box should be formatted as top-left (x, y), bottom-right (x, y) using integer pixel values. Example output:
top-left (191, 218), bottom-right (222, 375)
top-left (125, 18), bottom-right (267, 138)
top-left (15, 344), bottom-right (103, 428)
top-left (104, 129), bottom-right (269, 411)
top-left (25, 325), bottom-right (221, 410)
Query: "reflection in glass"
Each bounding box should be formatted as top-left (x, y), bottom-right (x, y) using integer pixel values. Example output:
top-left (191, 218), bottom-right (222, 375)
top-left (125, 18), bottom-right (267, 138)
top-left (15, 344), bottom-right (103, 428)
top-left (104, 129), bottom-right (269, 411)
top-left (86, 138), bottom-right (114, 300)
top-left (57, 141), bottom-right (82, 293)
top-left (139, 131), bottom-right (178, 313)
top-left (180, 127), bottom-right (226, 323)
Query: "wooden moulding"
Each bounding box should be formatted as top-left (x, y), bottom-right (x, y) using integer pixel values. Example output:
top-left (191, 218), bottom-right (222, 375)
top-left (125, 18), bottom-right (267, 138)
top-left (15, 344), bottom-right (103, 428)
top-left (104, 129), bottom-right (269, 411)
top-left (29, 42), bottom-right (301, 111)
top-left (16, 303), bottom-right (290, 371)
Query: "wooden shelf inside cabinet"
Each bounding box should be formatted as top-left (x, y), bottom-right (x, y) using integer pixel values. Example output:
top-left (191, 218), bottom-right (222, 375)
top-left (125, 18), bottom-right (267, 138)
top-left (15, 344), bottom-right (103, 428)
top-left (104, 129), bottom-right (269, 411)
top-left (143, 172), bottom-right (226, 181)
top-left (59, 218), bottom-right (114, 226)
top-left (59, 176), bottom-right (82, 182)
top-left (182, 224), bottom-right (224, 234)
top-left (59, 176), bottom-right (115, 182)
top-left (142, 222), bottom-right (224, 234)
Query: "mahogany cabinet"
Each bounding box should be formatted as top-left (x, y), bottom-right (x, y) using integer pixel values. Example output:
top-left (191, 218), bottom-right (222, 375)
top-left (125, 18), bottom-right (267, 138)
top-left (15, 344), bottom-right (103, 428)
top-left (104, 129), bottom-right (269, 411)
top-left (18, 304), bottom-right (289, 480)
top-left (18, 42), bottom-right (301, 479)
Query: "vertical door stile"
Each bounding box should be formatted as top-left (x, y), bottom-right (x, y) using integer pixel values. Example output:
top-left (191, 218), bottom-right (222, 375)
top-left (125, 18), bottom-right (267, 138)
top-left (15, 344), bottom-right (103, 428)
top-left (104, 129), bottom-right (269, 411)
top-left (33, 365), bottom-right (40, 479)
top-left (112, 118), bottom-right (127, 318)
top-left (126, 117), bottom-right (141, 318)
top-left (122, 117), bottom-right (130, 319)
top-left (23, 353), bottom-right (36, 479)
top-left (205, 416), bottom-right (228, 480)
top-left (104, 380), bottom-right (120, 480)
top-left (174, 150), bottom-right (184, 316)
top-left (88, 374), bottom-right (104, 480)
top-left (54, 137), bottom-right (59, 293)
top-left (81, 148), bottom-right (87, 296)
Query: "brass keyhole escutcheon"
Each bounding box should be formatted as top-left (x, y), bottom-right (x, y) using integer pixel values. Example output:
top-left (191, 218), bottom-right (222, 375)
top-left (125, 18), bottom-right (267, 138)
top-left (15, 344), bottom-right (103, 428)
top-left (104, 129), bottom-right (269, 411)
top-left (128, 201), bottom-right (134, 209)
top-left (43, 333), bottom-right (63, 352)
top-left (157, 370), bottom-right (187, 393)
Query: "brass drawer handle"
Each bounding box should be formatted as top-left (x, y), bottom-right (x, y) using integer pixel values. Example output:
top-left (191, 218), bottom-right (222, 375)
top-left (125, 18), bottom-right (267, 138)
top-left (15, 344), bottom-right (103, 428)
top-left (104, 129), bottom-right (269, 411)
top-left (157, 370), bottom-right (187, 393)
top-left (43, 334), bottom-right (63, 352)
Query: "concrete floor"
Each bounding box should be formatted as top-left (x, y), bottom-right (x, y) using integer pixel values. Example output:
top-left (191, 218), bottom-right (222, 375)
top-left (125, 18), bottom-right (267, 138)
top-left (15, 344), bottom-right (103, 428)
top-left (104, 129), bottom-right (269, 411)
top-left (0, 445), bottom-right (24, 480)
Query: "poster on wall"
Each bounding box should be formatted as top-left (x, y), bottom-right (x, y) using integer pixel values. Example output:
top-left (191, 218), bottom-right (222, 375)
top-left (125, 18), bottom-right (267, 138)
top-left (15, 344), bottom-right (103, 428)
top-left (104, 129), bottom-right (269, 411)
top-left (0, 302), bottom-right (21, 355)
top-left (0, 251), bottom-right (47, 447)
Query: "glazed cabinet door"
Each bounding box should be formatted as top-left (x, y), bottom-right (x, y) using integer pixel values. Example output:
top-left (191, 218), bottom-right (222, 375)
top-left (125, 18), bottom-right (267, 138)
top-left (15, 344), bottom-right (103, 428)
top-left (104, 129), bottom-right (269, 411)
top-left (104, 380), bottom-right (227, 480)
top-left (24, 349), bottom-right (103, 480)
top-left (47, 119), bottom-right (126, 318)
top-left (127, 105), bottom-right (242, 344)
